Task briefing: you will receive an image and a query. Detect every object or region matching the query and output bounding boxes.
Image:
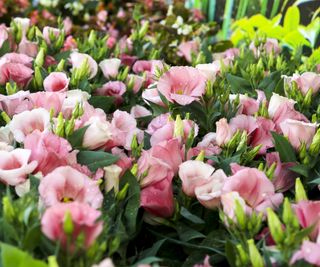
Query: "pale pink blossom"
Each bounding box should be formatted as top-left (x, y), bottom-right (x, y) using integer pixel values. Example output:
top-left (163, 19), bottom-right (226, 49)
top-left (142, 88), bottom-right (165, 107)
top-left (0, 148), bottom-right (37, 186)
top-left (41, 202), bottom-right (103, 249)
top-left (9, 108), bottom-right (51, 143)
top-left (0, 90), bottom-right (31, 116)
top-left (280, 119), bottom-right (316, 149)
top-left (28, 91), bottom-right (65, 116)
top-left (0, 25), bottom-right (8, 48)
top-left (146, 113), bottom-right (170, 135)
top-left (95, 81), bottom-right (126, 105)
top-left (43, 72), bottom-right (69, 92)
top-left (157, 66), bottom-right (206, 105)
top-left (130, 105), bottom-right (151, 118)
top-left (83, 117), bottom-right (113, 150)
top-left (110, 110), bottom-right (143, 150)
top-left (127, 74), bottom-right (144, 93)
top-left (138, 138), bottom-right (183, 187)
top-left (195, 169), bottom-right (228, 209)
top-left (268, 93), bottom-right (296, 118)
top-left (179, 160), bottom-right (215, 197)
top-left (99, 58), bottom-right (121, 79)
top-left (177, 40), bottom-right (199, 63)
top-left (291, 72), bottom-right (320, 95)
top-left (18, 39), bottom-right (38, 57)
top-left (216, 118), bottom-right (233, 146)
top-left (291, 241), bottom-right (320, 266)
top-left (39, 166), bottom-right (103, 209)
top-left (24, 130), bottom-right (74, 175)
top-left (222, 167), bottom-right (283, 214)
top-left (251, 117), bottom-right (275, 154)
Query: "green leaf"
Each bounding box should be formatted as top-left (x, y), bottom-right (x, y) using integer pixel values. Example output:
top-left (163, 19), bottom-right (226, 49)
top-left (226, 73), bottom-right (252, 94)
top-left (271, 132), bottom-right (296, 162)
top-left (258, 71), bottom-right (282, 99)
top-left (177, 224), bottom-right (205, 242)
top-left (1, 243), bottom-right (48, 267)
top-left (53, 50), bottom-right (71, 61)
top-left (120, 171), bottom-right (140, 237)
top-left (88, 96), bottom-right (115, 114)
top-left (284, 6), bottom-right (300, 32)
top-left (308, 178), bottom-right (320, 185)
top-left (180, 207), bottom-right (205, 224)
top-left (139, 239), bottom-right (167, 259)
top-left (77, 151), bottom-right (119, 172)
top-left (0, 40), bottom-right (10, 57)
top-left (132, 257), bottom-right (162, 267)
top-left (289, 164), bottom-right (309, 177)
top-left (67, 125), bottom-right (89, 149)
top-left (225, 240), bottom-right (237, 267)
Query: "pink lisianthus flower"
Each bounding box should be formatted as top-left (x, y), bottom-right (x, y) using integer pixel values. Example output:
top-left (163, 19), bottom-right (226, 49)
top-left (24, 130), bottom-right (74, 175)
top-left (157, 66), bottom-right (207, 106)
top-left (0, 148), bottom-right (37, 186)
top-left (41, 202), bottom-right (103, 250)
top-left (222, 166), bottom-right (283, 215)
top-left (43, 72), bottom-right (69, 92)
top-left (39, 166), bottom-right (103, 209)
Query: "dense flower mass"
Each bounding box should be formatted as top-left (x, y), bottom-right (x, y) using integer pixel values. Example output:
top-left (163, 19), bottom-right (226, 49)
top-left (0, 1), bottom-right (319, 267)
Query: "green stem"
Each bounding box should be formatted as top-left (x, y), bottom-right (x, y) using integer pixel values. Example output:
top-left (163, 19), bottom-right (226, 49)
top-left (222, 0), bottom-right (235, 40)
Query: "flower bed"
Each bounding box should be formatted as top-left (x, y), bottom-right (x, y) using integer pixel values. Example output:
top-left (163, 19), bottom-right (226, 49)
top-left (0, 1), bottom-right (319, 267)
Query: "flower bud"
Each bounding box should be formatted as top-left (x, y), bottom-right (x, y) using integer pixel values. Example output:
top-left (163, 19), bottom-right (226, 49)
top-left (138, 21), bottom-right (149, 38)
top-left (248, 239), bottom-right (264, 267)
top-left (65, 117), bottom-right (75, 136)
top-left (48, 256), bottom-right (59, 267)
top-left (266, 162), bottom-right (277, 180)
top-left (195, 150), bottom-right (205, 162)
top-left (174, 115), bottom-right (184, 138)
top-left (295, 178), bottom-right (308, 202)
top-left (131, 163), bottom-right (138, 177)
top-left (63, 211), bottom-right (74, 235)
top-left (267, 208), bottom-right (284, 244)
top-left (236, 131), bottom-right (248, 152)
top-left (34, 66), bottom-right (43, 89)
top-left (55, 112), bottom-right (65, 137)
top-left (236, 244), bottom-right (249, 265)
top-left (5, 82), bottom-right (17, 95)
top-left (35, 47), bottom-right (45, 67)
top-left (104, 165), bottom-right (122, 193)
top-left (303, 88), bottom-right (313, 108)
top-left (116, 182), bottom-right (129, 201)
top-left (88, 30), bottom-right (96, 46)
top-left (282, 197), bottom-right (299, 228)
top-left (1, 111), bottom-right (11, 123)
top-left (234, 199), bottom-right (246, 230)
top-left (309, 128), bottom-right (320, 157)
top-left (55, 59), bottom-right (65, 72)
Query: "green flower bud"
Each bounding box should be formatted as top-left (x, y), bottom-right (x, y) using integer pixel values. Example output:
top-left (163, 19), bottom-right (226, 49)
top-left (5, 82), bottom-right (17, 95)
top-left (303, 88), bottom-right (313, 108)
top-left (309, 128), bottom-right (320, 157)
top-left (48, 256), bottom-right (59, 267)
top-left (130, 163), bottom-right (138, 177)
top-left (63, 211), bottom-right (74, 235)
top-left (117, 183), bottom-right (129, 201)
top-left (55, 59), bottom-right (65, 72)
top-left (266, 162), bottom-right (277, 180)
top-left (185, 126), bottom-right (195, 151)
top-left (248, 239), bottom-right (264, 267)
top-left (234, 199), bottom-right (246, 229)
top-left (267, 208), bottom-right (284, 244)
top-left (27, 25), bottom-right (35, 40)
top-left (119, 66), bottom-right (130, 81)
top-left (174, 115), bottom-right (184, 138)
top-left (195, 150), bottom-right (205, 162)
top-left (65, 117), bottom-right (75, 137)
top-left (295, 178), bottom-right (308, 202)
top-left (35, 47), bottom-right (45, 67)
top-left (1, 111), bottom-right (11, 124)
top-left (138, 21), bottom-right (149, 38)
top-left (236, 244), bottom-right (249, 265)
top-left (88, 30), bottom-right (96, 46)
top-left (258, 162), bottom-right (264, 171)
top-left (131, 134), bottom-right (140, 157)
top-left (34, 66), bottom-right (43, 89)
top-left (55, 112), bottom-right (65, 137)
top-left (236, 131), bottom-right (248, 152)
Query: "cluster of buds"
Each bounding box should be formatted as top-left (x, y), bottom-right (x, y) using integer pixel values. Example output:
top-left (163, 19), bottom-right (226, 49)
top-left (53, 102), bottom-right (84, 137)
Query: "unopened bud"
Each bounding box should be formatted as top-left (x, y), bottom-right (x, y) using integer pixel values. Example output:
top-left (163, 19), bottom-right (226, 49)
top-left (267, 208), bottom-right (284, 244)
top-left (309, 128), bottom-right (320, 157)
top-left (248, 239), bottom-right (264, 267)
top-left (117, 183), bottom-right (129, 201)
top-left (35, 47), bottom-right (45, 67)
top-left (63, 211), bottom-right (74, 235)
top-left (195, 150), bottom-right (205, 162)
top-left (174, 115), bottom-right (184, 138)
top-left (266, 162), bottom-right (277, 180)
top-left (295, 178), bottom-right (308, 202)
top-left (138, 21), bottom-right (149, 38)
